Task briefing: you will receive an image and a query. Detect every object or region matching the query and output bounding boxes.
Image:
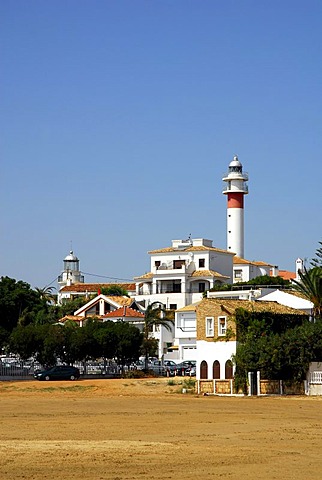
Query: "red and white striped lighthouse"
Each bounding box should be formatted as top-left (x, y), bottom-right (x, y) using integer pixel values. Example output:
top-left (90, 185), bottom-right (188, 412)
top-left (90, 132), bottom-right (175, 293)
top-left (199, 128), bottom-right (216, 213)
top-left (222, 155), bottom-right (248, 258)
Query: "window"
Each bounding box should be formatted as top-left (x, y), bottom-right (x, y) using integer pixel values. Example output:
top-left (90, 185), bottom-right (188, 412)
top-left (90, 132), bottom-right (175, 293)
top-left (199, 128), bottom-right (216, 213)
top-left (155, 261), bottom-right (161, 268)
top-left (173, 283), bottom-right (181, 293)
top-left (206, 316), bottom-right (214, 337)
top-left (199, 258), bottom-right (205, 268)
top-left (104, 303), bottom-right (111, 314)
top-left (225, 360), bottom-right (233, 379)
top-left (173, 260), bottom-right (185, 269)
top-left (234, 269), bottom-right (243, 280)
top-left (200, 360), bottom-right (208, 379)
top-left (213, 360), bottom-right (220, 379)
top-left (218, 316), bottom-right (227, 336)
top-left (199, 282), bottom-right (206, 293)
top-left (169, 304), bottom-right (177, 310)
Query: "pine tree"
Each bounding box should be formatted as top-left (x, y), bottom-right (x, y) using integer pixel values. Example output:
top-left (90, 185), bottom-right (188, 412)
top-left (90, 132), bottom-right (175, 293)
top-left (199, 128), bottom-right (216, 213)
top-left (311, 241), bottom-right (322, 267)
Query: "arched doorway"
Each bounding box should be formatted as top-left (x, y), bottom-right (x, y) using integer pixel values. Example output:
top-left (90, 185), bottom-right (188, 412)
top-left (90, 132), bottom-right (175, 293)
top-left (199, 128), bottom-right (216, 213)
top-left (225, 360), bottom-right (233, 379)
top-left (213, 360), bottom-right (220, 379)
top-left (200, 360), bottom-right (208, 379)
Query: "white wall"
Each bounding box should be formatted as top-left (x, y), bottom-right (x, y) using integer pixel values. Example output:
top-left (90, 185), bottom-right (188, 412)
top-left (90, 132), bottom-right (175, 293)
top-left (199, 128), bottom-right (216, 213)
top-left (196, 340), bottom-right (237, 380)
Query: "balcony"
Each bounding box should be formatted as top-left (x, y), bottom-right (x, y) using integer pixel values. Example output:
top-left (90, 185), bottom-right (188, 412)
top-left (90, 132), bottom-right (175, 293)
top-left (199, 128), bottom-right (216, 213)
top-left (154, 261), bottom-right (190, 274)
top-left (222, 171), bottom-right (249, 181)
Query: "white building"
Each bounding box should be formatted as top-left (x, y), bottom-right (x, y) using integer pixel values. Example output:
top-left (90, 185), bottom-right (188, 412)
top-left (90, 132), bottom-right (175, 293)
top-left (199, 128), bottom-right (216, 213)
top-left (167, 303), bottom-right (200, 362)
top-left (134, 238), bottom-right (234, 311)
top-left (233, 256), bottom-right (278, 283)
top-left (258, 289), bottom-right (313, 315)
top-left (195, 298), bottom-right (307, 382)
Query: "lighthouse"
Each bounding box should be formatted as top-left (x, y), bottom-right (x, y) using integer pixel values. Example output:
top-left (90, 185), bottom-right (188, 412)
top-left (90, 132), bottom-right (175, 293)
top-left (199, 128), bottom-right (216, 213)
top-left (57, 250), bottom-right (84, 288)
top-left (222, 155), bottom-right (248, 258)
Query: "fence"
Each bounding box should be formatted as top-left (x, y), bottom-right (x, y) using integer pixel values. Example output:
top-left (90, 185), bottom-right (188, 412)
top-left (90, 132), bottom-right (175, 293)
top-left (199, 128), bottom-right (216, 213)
top-left (197, 377), bottom-right (306, 396)
top-left (0, 358), bottom-right (120, 380)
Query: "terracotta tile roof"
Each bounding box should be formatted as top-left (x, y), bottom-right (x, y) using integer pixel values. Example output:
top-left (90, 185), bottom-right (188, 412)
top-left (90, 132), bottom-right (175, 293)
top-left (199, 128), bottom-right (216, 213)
top-left (134, 272), bottom-right (154, 280)
top-left (103, 306), bottom-right (145, 318)
top-left (233, 256), bottom-right (273, 267)
top-left (198, 298), bottom-right (307, 316)
top-left (253, 261), bottom-right (273, 267)
top-left (190, 269), bottom-right (230, 279)
top-left (148, 245), bottom-right (234, 255)
top-left (176, 302), bottom-right (201, 312)
top-left (279, 270), bottom-right (296, 281)
top-left (58, 315), bottom-right (83, 323)
top-left (60, 283), bottom-right (136, 293)
top-left (104, 296), bottom-right (133, 306)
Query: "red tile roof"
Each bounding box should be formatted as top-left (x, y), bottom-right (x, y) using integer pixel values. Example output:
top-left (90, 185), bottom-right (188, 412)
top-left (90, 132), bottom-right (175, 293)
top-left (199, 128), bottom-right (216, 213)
top-left (278, 270), bottom-right (296, 281)
top-left (103, 306), bottom-right (144, 318)
top-left (60, 283), bottom-right (135, 293)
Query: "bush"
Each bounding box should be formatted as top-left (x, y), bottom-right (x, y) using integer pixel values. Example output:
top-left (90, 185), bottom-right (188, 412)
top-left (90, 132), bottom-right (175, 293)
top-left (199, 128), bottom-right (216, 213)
top-left (123, 369), bottom-right (146, 379)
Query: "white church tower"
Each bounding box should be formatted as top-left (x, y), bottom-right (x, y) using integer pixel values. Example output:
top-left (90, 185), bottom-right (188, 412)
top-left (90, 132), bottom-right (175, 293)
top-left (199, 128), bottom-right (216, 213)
top-left (222, 155), bottom-right (248, 258)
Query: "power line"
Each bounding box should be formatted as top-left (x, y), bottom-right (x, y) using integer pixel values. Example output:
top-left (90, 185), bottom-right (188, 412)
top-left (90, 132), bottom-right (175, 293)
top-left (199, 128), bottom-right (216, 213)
top-left (81, 271), bottom-right (134, 282)
top-left (44, 276), bottom-right (59, 289)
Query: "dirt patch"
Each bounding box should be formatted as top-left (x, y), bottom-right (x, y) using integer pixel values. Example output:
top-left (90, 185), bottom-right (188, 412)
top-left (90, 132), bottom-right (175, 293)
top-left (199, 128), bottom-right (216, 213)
top-left (0, 378), bottom-right (322, 479)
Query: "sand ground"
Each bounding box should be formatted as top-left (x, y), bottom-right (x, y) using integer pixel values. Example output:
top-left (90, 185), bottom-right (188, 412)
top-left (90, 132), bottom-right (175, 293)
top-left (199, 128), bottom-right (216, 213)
top-left (0, 377), bottom-right (321, 479)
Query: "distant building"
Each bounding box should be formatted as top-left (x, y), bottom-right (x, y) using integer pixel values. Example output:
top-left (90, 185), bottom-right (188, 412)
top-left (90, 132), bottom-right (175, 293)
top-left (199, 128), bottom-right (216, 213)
top-left (233, 256), bottom-right (278, 283)
top-left (58, 250), bottom-right (84, 290)
top-left (58, 282), bottom-right (136, 304)
top-left (134, 238), bottom-right (234, 310)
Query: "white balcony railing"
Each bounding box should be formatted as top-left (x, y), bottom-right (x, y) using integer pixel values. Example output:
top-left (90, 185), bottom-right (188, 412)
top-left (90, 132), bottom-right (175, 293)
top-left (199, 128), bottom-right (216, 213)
top-left (310, 371), bottom-right (322, 384)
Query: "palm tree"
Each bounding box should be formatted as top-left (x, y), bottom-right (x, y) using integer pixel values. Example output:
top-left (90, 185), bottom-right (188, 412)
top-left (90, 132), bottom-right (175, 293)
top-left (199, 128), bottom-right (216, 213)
top-left (35, 286), bottom-right (56, 305)
top-left (142, 302), bottom-right (174, 370)
top-left (292, 267), bottom-right (322, 319)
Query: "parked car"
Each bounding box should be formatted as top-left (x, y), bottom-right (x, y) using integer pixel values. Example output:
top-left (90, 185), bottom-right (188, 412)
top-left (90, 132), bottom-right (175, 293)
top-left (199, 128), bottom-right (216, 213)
top-left (163, 360), bottom-right (178, 377)
top-left (175, 361), bottom-right (196, 376)
top-left (34, 365), bottom-right (80, 381)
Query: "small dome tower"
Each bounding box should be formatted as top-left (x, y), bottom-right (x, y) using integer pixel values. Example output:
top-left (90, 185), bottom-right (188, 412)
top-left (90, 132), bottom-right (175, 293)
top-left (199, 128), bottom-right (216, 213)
top-left (58, 250), bottom-right (84, 288)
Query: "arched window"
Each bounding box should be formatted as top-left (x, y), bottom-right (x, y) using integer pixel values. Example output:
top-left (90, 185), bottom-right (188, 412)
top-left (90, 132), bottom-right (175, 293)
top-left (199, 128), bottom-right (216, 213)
top-left (225, 360), bottom-right (233, 379)
top-left (200, 360), bottom-right (208, 379)
top-left (213, 360), bottom-right (220, 379)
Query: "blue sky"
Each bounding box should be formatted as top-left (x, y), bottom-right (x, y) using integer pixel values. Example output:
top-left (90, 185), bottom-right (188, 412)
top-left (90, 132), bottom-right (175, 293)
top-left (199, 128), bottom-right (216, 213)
top-left (1, 0), bottom-right (321, 289)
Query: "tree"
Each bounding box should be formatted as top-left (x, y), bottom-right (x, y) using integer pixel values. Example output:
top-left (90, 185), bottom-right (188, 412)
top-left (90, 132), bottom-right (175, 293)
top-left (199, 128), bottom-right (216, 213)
top-left (206, 275), bottom-right (290, 295)
top-left (9, 324), bottom-right (39, 360)
top-left (232, 308), bottom-right (321, 388)
top-left (35, 286), bottom-right (57, 304)
top-left (311, 241), bottom-right (322, 267)
top-left (94, 321), bottom-right (118, 362)
top-left (68, 319), bottom-right (101, 363)
top-left (0, 326), bottom-right (9, 354)
top-left (292, 267), bottom-right (322, 319)
top-left (101, 285), bottom-right (129, 297)
top-left (59, 296), bottom-right (90, 317)
top-left (142, 302), bottom-right (174, 370)
top-left (113, 322), bottom-right (142, 373)
top-left (0, 276), bottom-right (42, 332)
top-left (237, 275), bottom-right (291, 287)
